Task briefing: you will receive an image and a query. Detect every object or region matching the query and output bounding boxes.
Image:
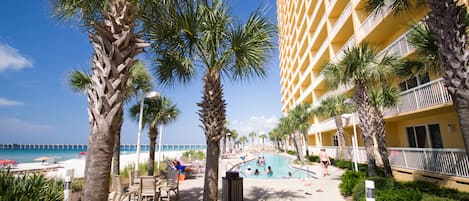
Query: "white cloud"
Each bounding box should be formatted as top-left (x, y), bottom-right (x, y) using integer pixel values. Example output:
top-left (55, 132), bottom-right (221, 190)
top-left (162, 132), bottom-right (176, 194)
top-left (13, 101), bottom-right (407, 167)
top-left (230, 115), bottom-right (279, 137)
top-left (0, 98), bottom-right (24, 107)
top-left (0, 118), bottom-right (54, 134)
top-left (0, 43), bottom-right (33, 72)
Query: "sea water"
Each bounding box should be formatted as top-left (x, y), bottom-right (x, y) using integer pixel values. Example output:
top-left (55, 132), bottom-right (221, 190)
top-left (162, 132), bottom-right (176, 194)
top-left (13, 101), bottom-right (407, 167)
top-left (0, 144), bottom-right (206, 163)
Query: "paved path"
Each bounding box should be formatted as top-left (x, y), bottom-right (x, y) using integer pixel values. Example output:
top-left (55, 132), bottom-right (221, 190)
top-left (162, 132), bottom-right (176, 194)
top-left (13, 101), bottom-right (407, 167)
top-left (178, 154), bottom-right (345, 201)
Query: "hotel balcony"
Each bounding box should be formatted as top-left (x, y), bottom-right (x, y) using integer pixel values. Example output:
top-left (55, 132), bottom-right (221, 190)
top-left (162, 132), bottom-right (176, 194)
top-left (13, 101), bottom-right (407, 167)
top-left (311, 78), bottom-right (451, 133)
top-left (357, 0), bottom-right (392, 41)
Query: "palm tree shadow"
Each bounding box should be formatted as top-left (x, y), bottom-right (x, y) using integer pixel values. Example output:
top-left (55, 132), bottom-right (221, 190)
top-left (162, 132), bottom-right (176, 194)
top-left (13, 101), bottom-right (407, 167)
top-left (179, 186), bottom-right (204, 201)
top-left (244, 186), bottom-right (304, 201)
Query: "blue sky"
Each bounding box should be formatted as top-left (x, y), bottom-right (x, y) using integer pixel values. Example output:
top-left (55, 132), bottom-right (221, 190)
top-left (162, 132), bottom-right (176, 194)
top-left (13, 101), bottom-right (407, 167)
top-left (0, 0), bottom-right (282, 145)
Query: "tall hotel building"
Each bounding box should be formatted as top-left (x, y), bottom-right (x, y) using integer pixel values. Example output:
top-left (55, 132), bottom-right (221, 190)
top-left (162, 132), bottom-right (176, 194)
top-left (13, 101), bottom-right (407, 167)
top-left (277, 0), bottom-right (468, 190)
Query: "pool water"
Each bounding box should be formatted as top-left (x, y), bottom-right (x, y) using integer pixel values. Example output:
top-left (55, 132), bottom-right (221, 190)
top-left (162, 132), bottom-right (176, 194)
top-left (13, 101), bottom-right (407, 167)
top-left (237, 153), bottom-right (313, 179)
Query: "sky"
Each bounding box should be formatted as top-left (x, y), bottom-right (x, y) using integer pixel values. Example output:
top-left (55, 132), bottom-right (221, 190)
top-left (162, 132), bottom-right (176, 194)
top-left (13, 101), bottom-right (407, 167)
top-left (0, 0), bottom-right (282, 145)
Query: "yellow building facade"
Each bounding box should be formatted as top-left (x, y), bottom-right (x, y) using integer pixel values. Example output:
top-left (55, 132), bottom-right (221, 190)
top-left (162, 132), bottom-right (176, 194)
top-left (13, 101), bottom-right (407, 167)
top-left (277, 0), bottom-right (468, 191)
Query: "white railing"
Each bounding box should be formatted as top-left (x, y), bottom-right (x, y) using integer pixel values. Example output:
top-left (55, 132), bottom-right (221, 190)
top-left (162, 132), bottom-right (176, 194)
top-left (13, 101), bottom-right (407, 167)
top-left (332, 35), bottom-right (356, 63)
top-left (388, 147), bottom-right (469, 178)
top-left (377, 29), bottom-right (415, 59)
top-left (330, 3), bottom-right (352, 39)
top-left (307, 146), bottom-right (469, 178)
top-left (358, 0), bottom-right (392, 40)
top-left (383, 78), bottom-right (452, 116)
top-left (327, 0), bottom-right (338, 14)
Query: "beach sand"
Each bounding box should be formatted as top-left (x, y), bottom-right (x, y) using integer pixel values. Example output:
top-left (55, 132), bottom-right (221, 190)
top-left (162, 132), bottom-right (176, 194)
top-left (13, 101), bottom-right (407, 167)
top-left (12, 151), bottom-right (186, 178)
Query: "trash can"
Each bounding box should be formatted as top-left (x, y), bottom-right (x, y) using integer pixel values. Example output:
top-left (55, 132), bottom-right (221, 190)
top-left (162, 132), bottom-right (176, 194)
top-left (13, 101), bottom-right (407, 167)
top-left (222, 171), bottom-right (243, 201)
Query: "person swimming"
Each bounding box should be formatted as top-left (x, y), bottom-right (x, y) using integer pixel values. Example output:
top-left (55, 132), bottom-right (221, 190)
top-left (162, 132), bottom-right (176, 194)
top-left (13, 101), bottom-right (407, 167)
top-left (254, 169), bottom-right (260, 175)
top-left (266, 166), bottom-right (273, 176)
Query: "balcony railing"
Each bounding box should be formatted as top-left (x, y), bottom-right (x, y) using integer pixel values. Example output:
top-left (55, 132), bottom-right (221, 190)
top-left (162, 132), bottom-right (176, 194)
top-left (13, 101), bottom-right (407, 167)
top-left (377, 28), bottom-right (416, 59)
top-left (383, 78), bottom-right (452, 116)
top-left (358, 0), bottom-right (392, 40)
top-left (332, 35), bottom-right (356, 63)
top-left (330, 3), bottom-right (352, 39)
top-left (307, 146), bottom-right (469, 178)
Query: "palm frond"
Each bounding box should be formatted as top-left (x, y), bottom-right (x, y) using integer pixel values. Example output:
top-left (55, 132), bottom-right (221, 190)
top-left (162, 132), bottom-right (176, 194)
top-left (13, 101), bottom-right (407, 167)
top-left (408, 23), bottom-right (442, 76)
top-left (364, 0), bottom-right (413, 16)
top-left (53, 0), bottom-right (108, 27)
top-left (68, 69), bottom-right (91, 94)
top-left (154, 51), bottom-right (196, 87)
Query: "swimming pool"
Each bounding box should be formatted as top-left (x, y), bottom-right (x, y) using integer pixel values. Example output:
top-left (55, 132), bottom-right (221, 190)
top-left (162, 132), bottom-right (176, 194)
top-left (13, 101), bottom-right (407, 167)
top-left (236, 153), bottom-right (313, 179)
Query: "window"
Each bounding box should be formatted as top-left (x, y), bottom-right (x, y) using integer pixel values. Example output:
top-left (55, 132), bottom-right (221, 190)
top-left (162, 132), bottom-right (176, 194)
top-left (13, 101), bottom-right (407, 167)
top-left (406, 124), bottom-right (443, 148)
top-left (399, 72), bottom-right (430, 91)
top-left (333, 135), bottom-right (338, 146)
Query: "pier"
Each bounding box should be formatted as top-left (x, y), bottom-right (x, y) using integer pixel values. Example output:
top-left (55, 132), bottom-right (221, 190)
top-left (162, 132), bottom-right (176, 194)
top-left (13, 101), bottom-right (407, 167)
top-left (0, 144), bottom-right (206, 151)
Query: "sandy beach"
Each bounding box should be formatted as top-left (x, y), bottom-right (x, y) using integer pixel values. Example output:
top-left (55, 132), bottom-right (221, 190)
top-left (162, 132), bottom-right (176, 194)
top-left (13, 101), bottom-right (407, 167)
top-left (12, 151), bottom-right (186, 178)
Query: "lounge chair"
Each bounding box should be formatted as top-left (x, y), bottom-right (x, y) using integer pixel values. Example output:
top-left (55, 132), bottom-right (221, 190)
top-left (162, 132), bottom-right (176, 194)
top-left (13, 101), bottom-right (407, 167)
top-left (138, 176), bottom-right (160, 201)
top-left (109, 175), bottom-right (136, 201)
top-left (159, 169), bottom-right (179, 201)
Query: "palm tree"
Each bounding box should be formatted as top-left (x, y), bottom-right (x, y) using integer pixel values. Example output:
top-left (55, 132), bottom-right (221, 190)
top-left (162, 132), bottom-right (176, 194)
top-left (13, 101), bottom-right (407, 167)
top-left (248, 132), bottom-right (257, 147)
top-left (68, 62), bottom-right (152, 176)
top-left (292, 103), bottom-right (315, 159)
top-left (269, 128), bottom-right (284, 151)
top-left (365, 0), bottom-right (469, 155)
top-left (369, 85), bottom-right (400, 177)
top-left (129, 96), bottom-right (180, 176)
top-left (239, 136), bottom-right (249, 151)
top-left (313, 95), bottom-right (355, 160)
top-left (55, 0), bottom-right (150, 199)
top-left (143, 1), bottom-right (275, 200)
top-left (259, 134), bottom-right (267, 150)
top-left (278, 115), bottom-right (304, 161)
top-left (322, 43), bottom-right (402, 176)
top-left (229, 129), bottom-right (239, 151)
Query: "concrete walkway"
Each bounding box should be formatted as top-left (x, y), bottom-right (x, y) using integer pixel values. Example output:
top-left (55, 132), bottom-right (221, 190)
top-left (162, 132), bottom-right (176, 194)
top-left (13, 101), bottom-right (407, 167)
top-left (178, 154), bottom-right (346, 201)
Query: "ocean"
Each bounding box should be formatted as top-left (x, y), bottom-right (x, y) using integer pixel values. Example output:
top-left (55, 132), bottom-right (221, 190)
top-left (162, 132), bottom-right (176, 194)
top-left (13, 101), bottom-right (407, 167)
top-left (0, 144), bottom-right (206, 163)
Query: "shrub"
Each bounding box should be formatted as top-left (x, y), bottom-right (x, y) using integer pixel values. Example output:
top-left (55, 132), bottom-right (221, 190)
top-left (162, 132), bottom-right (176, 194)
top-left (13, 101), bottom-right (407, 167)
top-left (339, 170), bottom-right (365, 196)
top-left (0, 169), bottom-right (63, 201)
top-left (376, 188), bottom-right (422, 201)
top-left (352, 176), bottom-right (395, 201)
top-left (307, 155), bottom-right (319, 163)
top-left (399, 180), bottom-right (469, 201)
top-left (421, 193), bottom-right (458, 201)
top-left (72, 178), bottom-right (83, 192)
top-left (286, 150), bottom-right (297, 155)
top-left (181, 150), bottom-right (206, 162)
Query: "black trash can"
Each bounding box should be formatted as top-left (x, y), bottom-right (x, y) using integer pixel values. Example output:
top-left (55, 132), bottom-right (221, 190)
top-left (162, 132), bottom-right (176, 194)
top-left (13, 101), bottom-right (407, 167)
top-left (222, 171), bottom-right (243, 201)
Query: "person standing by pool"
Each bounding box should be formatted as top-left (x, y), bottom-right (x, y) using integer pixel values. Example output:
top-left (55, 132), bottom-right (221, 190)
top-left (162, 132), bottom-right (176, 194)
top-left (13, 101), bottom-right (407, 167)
top-left (319, 148), bottom-right (330, 177)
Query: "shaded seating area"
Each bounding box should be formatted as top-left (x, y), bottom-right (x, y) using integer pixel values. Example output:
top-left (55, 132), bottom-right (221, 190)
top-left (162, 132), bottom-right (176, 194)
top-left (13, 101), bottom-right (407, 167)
top-left (158, 169), bottom-right (179, 201)
top-left (109, 175), bottom-right (137, 201)
top-left (138, 176), bottom-right (161, 201)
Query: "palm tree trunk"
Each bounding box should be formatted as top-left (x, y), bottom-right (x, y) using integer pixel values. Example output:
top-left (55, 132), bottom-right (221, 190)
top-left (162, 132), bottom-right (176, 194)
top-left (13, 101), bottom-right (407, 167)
top-left (425, 0), bottom-right (469, 154)
top-left (355, 84), bottom-right (377, 176)
top-left (223, 135), bottom-right (227, 154)
top-left (335, 116), bottom-right (346, 160)
top-left (112, 109), bottom-right (123, 175)
top-left (293, 131), bottom-right (304, 161)
top-left (373, 109), bottom-right (392, 177)
top-left (302, 133), bottom-right (310, 158)
top-left (148, 126), bottom-right (158, 176)
top-left (198, 70), bottom-right (226, 201)
top-left (83, 1), bottom-right (147, 200)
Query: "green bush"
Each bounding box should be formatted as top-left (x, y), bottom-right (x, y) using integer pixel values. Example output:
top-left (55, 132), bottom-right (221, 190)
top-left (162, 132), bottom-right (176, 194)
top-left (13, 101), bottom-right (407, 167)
top-left (72, 178), bottom-right (83, 192)
top-left (0, 169), bottom-right (63, 201)
top-left (339, 170), bottom-right (365, 196)
top-left (286, 150), bottom-right (297, 155)
top-left (352, 176), bottom-right (395, 201)
top-left (376, 188), bottom-right (422, 201)
top-left (307, 155), bottom-right (319, 162)
top-left (181, 150), bottom-right (206, 162)
top-left (421, 193), bottom-right (458, 201)
top-left (399, 181), bottom-right (469, 201)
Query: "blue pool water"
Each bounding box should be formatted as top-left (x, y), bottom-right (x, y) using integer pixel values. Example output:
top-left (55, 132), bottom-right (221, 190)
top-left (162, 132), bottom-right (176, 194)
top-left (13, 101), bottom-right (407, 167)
top-left (237, 153), bottom-right (313, 179)
top-left (0, 144), bottom-right (206, 163)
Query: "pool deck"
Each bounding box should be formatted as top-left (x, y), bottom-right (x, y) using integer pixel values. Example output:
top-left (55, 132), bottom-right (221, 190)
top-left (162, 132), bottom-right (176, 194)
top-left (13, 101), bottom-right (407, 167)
top-left (178, 153), bottom-right (346, 201)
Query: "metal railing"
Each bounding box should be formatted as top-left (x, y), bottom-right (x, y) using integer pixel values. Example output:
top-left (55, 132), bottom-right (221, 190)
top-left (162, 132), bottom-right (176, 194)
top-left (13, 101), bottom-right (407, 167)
top-left (358, 0), bottom-right (392, 40)
top-left (307, 146), bottom-right (469, 178)
top-left (383, 78), bottom-right (452, 116)
top-left (330, 3), bottom-right (352, 39)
